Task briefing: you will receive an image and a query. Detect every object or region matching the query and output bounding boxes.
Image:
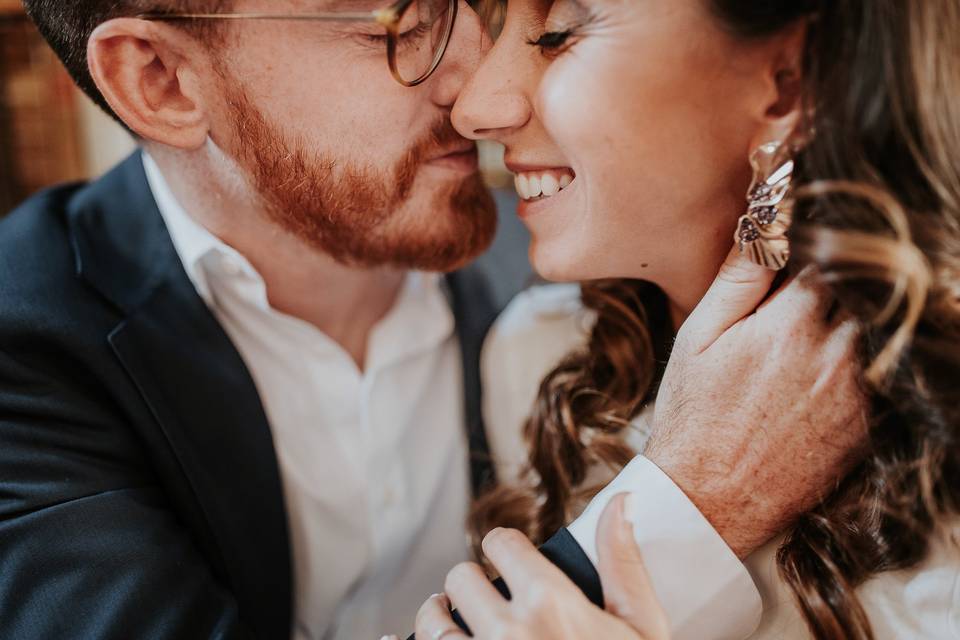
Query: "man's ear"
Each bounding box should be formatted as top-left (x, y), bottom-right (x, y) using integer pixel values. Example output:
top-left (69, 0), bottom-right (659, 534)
top-left (88, 18), bottom-right (211, 149)
top-left (748, 19), bottom-right (808, 150)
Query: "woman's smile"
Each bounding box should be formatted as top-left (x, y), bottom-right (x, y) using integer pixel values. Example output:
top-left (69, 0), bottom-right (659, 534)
top-left (507, 162), bottom-right (577, 217)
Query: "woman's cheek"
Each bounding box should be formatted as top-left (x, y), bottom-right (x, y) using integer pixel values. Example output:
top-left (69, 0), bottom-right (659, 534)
top-left (537, 53), bottom-right (600, 157)
top-left (538, 52), bottom-right (604, 199)
top-left (537, 45), bottom-right (634, 212)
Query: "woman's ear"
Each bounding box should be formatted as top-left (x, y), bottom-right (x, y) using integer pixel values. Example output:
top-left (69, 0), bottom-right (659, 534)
top-left (749, 19), bottom-right (808, 150)
top-left (88, 18), bottom-right (211, 149)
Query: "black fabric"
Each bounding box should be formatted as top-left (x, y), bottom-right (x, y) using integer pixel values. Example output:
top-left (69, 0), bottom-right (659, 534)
top-left (0, 153), bottom-right (501, 639)
top-left (405, 528), bottom-right (604, 639)
top-left (445, 269), bottom-right (500, 498)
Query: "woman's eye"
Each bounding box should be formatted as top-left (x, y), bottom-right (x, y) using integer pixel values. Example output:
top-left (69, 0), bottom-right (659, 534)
top-left (528, 28), bottom-right (577, 56)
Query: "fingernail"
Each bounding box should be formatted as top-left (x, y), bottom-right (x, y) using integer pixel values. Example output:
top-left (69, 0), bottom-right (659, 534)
top-left (622, 492), bottom-right (641, 524)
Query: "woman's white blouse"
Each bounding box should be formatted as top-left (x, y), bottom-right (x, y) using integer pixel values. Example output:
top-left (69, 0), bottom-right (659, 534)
top-left (482, 283), bottom-right (960, 640)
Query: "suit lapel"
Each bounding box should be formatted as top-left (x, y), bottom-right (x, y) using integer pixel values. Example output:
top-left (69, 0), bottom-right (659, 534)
top-left (68, 154), bottom-right (292, 638)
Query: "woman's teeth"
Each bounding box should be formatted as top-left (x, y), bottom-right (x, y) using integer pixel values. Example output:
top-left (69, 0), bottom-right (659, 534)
top-left (514, 170), bottom-right (575, 201)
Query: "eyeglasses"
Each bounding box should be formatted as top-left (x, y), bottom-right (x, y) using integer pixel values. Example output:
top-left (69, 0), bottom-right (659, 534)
top-left (138, 0), bottom-right (459, 87)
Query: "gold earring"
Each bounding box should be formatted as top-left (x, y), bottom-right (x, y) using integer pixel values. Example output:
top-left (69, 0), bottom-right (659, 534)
top-left (735, 141), bottom-right (795, 270)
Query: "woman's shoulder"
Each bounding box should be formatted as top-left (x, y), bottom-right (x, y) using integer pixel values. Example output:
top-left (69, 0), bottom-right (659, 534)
top-left (860, 524), bottom-right (960, 639)
top-left (747, 523), bottom-right (960, 639)
top-left (488, 282), bottom-right (591, 336)
top-left (481, 283), bottom-right (596, 479)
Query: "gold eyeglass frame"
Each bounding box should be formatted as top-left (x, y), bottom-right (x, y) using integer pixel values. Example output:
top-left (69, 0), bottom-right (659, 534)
top-left (137, 0), bottom-right (459, 87)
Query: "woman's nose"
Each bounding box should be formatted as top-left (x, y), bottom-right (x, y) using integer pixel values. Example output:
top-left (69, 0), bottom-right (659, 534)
top-left (452, 42), bottom-right (532, 140)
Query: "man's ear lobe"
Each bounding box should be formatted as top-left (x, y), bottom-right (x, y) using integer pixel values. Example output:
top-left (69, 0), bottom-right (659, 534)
top-left (88, 18), bottom-right (210, 149)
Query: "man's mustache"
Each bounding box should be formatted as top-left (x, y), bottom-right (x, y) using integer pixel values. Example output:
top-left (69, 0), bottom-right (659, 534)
top-left (409, 119), bottom-right (476, 165)
top-left (392, 119), bottom-right (478, 200)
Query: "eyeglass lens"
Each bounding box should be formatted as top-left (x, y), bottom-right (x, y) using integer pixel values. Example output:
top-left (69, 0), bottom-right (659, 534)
top-left (392, 0), bottom-right (454, 83)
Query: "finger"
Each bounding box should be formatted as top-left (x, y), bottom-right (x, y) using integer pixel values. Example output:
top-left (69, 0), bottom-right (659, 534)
top-left (825, 317), bottom-right (861, 359)
top-left (414, 593), bottom-right (470, 640)
top-left (815, 318), bottom-right (863, 393)
top-left (481, 528), bottom-right (572, 599)
top-left (443, 562), bottom-right (506, 635)
top-left (679, 245), bottom-right (778, 353)
top-left (758, 266), bottom-right (833, 325)
top-left (597, 494), bottom-right (670, 640)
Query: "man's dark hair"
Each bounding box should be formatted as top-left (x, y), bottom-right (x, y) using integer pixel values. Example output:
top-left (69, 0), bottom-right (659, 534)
top-left (22, 0), bottom-right (227, 121)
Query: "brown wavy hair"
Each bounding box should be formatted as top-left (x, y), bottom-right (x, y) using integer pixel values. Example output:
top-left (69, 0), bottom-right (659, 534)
top-left (470, 1), bottom-right (960, 638)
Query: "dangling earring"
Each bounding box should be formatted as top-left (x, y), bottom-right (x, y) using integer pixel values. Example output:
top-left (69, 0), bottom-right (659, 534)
top-left (735, 141), bottom-right (795, 270)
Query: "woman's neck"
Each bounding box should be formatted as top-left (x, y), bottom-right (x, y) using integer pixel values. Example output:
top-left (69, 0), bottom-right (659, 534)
top-left (661, 243), bottom-right (733, 333)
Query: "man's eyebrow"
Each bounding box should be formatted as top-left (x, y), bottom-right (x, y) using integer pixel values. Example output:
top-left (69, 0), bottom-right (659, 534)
top-left (307, 0), bottom-right (392, 12)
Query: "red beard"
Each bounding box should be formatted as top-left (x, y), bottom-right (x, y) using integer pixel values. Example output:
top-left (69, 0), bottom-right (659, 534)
top-left (225, 87), bottom-right (497, 272)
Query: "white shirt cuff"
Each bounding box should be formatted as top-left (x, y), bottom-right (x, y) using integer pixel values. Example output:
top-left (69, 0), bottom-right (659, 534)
top-left (567, 455), bottom-right (762, 640)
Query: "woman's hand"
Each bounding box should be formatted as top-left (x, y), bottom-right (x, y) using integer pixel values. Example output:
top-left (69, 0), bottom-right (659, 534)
top-left (412, 494), bottom-right (669, 640)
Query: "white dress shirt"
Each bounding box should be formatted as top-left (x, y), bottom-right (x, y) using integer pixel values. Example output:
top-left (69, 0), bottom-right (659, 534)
top-left (482, 283), bottom-right (960, 640)
top-left (144, 154), bottom-right (473, 640)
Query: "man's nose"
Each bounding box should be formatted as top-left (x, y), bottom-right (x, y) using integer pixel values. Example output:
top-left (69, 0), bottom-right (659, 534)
top-left (427, 1), bottom-right (493, 109)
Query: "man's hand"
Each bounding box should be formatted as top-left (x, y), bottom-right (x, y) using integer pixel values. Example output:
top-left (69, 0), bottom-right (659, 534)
top-left (646, 248), bottom-right (869, 558)
top-left (410, 495), bottom-right (669, 640)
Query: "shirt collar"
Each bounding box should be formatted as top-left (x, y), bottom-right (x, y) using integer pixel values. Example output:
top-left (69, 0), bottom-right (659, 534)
top-left (369, 269), bottom-right (455, 370)
top-left (143, 152), bottom-right (232, 304)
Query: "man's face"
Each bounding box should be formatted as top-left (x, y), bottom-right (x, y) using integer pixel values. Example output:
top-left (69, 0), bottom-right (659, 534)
top-left (204, 0), bottom-right (497, 271)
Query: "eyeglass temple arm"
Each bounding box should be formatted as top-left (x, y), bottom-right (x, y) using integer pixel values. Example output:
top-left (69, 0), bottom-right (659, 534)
top-left (136, 9), bottom-right (399, 26)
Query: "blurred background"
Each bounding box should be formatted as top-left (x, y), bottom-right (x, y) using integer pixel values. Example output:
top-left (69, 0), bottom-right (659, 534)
top-left (0, 0), bottom-right (532, 303)
top-left (0, 0), bottom-right (135, 212)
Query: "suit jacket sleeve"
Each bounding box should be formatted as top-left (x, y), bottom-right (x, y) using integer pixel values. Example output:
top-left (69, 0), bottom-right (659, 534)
top-left (0, 347), bottom-right (253, 640)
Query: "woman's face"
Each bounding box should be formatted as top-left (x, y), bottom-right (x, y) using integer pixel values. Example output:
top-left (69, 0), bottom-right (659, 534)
top-left (454, 0), bottom-right (786, 316)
